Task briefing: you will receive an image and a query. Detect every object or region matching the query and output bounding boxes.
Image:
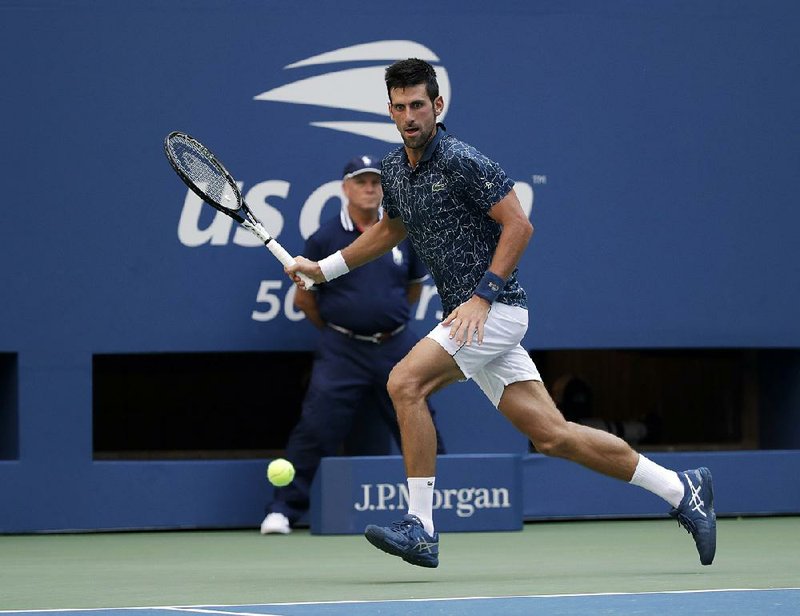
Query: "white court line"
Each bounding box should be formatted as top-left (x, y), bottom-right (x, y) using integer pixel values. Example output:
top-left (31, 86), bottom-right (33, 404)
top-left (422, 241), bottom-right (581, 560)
top-left (232, 587), bottom-right (800, 607)
top-left (163, 608), bottom-right (283, 616)
top-left (2, 588), bottom-right (799, 613)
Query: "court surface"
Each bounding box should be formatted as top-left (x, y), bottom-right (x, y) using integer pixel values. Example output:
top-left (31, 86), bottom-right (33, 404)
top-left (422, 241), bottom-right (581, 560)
top-left (1, 517), bottom-right (798, 615)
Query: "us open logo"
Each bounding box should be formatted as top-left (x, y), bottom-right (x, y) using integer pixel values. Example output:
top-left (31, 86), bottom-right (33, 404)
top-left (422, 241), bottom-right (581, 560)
top-left (253, 40), bottom-right (452, 143)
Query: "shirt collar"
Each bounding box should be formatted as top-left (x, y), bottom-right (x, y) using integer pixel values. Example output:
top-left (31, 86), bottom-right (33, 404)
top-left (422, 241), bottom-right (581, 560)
top-left (340, 203), bottom-right (383, 232)
top-left (418, 122), bottom-right (446, 165)
top-left (403, 122), bottom-right (446, 169)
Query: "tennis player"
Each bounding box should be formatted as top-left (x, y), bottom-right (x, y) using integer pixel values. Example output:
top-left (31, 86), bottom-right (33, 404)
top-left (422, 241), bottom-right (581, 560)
top-left (286, 58), bottom-right (716, 568)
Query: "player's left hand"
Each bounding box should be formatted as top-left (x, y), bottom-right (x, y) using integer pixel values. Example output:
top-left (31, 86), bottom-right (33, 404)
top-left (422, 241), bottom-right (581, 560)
top-left (442, 296), bottom-right (491, 346)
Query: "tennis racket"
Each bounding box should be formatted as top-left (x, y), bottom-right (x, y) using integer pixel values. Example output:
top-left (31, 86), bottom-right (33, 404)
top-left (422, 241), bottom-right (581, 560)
top-left (164, 131), bottom-right (314, 289)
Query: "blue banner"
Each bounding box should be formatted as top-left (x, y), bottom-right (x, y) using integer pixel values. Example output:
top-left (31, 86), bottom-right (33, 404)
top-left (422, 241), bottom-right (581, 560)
top-left (2, 0), bottom-right (799, 352)
top-left (311, 455), bottom-right (523, 534)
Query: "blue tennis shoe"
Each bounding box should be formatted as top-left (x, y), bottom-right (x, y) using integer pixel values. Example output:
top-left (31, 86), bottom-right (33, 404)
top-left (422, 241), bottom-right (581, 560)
top-left (364, 514), bottom-right (439, 568)
top-left (670, 467), bottom-right (716, 565)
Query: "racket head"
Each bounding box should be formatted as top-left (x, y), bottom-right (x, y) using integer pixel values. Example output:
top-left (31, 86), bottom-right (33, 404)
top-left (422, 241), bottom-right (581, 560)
top-left (164, 131), bottom-right (243, 214)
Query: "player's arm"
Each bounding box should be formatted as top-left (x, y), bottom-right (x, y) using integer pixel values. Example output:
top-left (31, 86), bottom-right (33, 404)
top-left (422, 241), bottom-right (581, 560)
top-left (484, 188), bottom-right (534, 279)
top-left (293, 287), bottom-right (324, 329)
top-left (287, 216), bottom-right (408, 288)
top-left (341, 215), bottom-right (408, 269)
top-left (444, 189), bottom-right (533, 345)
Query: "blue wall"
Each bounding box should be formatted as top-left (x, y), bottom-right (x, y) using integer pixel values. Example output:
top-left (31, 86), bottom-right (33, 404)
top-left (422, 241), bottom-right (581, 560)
top-left (1, 0), bottom-right (799, 532)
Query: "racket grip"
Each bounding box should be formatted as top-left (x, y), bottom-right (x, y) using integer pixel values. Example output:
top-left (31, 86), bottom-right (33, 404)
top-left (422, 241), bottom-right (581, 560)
top-left (266, 241), bottom-right (315, 290)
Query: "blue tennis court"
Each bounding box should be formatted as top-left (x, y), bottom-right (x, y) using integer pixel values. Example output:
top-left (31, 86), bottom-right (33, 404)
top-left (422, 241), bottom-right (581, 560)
top-left (4, 589), bottom-right (800, 616)
top-left (2, 521), bottom-right (800, 614)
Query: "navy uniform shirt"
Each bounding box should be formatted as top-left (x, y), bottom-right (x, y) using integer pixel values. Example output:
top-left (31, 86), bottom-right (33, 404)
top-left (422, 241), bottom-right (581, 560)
top-left (381, 124), bottom-right (527, 316)
top-left (304, 206), bottom-right (429, 334)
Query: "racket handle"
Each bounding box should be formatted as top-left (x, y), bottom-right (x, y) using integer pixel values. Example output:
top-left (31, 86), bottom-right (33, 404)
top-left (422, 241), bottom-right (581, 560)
top-left (266, 241), bottom-right (315, 290)
top-left (245, 220), bottom-right (315, 289)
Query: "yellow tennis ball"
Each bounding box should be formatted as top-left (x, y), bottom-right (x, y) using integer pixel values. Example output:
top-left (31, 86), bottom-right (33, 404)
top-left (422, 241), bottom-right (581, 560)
top-left (267, 458), bottom-right (295, 487)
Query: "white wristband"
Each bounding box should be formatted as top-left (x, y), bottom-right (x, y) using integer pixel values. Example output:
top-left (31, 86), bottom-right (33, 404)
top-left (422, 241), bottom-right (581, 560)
top-left (318, 250), bottom-right (350, 282)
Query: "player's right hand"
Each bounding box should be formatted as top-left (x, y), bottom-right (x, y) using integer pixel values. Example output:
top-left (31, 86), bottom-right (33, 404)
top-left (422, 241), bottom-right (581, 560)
top-left (286, 256), bottom-right (326, 288)
top-left (442, 296), bottom-right (491, 346)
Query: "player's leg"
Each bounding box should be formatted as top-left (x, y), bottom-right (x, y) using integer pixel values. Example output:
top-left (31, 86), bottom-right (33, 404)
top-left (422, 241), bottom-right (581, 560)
top-left (486, 352), bottom-right (715, 564)
top-left (381, 304), bottom-right (528, 539)
top-left (374, 329), bottom-right (447, 453)
top-left (364, 337), bottom-right (462, 568)
top-left (365, 304), bottom-right (536, 566)
top-left (373, 386), bottom-right (447, 456)
top-left (385, 337), bottom-right (462, 477)
top-left (498, 378), bottom-right (640, 479)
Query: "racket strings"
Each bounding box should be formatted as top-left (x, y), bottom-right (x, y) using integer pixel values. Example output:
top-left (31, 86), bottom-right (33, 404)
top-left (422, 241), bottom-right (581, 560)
top-left (168, 137), bottom-right (240, 211)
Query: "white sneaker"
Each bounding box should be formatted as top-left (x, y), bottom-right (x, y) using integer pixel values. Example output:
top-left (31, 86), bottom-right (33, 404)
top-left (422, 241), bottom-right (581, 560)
top-left (260, 512), bottom-right (291, 535)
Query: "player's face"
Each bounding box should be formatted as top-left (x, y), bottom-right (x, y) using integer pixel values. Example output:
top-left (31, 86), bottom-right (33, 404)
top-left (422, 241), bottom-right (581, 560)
top-left (388, 84), bottom-right (443, 154)
top-left (343, 172), bottom-right (382, 214)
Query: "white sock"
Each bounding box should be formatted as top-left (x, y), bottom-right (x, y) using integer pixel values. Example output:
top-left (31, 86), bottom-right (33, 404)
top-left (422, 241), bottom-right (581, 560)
top-left (407, 476), bottom-right (436, 535)
top-left (629, 455), bottom-right (684, 508)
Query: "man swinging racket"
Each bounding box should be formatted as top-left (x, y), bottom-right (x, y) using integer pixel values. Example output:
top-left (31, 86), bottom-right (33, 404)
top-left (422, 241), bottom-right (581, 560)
top-left (285, 58), bottom-right (716, 569)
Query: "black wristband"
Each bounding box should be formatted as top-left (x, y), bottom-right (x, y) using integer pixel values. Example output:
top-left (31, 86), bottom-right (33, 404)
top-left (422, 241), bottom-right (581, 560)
top-left (474, 271), bottom-right (505, 303)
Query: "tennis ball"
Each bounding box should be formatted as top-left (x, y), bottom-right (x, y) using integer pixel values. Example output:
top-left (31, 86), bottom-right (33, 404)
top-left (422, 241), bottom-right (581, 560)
top-left (267, 458), bottom-right (295, 487)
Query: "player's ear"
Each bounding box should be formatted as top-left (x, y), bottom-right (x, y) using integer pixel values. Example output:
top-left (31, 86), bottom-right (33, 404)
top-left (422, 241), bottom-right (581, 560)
top-left (433, 96), bottom-right (444, 116)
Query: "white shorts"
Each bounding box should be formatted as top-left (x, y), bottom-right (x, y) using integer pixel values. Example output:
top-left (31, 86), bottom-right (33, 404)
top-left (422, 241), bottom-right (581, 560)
top-left (426, 302), bottom-right (542, 407)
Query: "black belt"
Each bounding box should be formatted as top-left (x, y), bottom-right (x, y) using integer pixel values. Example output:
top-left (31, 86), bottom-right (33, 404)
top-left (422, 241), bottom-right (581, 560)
top-left (327, 322), bottom-right (406, 344)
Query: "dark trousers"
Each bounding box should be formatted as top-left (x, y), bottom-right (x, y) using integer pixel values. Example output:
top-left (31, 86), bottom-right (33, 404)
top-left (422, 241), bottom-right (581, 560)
top-left (267, 326), bottom-right (445, 524)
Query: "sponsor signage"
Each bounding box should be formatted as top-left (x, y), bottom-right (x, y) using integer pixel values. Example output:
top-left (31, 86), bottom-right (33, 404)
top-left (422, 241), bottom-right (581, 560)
top-left (310, 454), bottom-right (523, 534)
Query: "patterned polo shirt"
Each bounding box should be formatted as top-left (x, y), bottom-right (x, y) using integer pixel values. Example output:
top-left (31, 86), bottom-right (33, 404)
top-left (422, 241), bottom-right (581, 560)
top-left (381, 124), bottom-right (527, 316)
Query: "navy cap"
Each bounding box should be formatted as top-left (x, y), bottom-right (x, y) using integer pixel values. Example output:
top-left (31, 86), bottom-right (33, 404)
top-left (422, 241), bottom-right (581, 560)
top-left (343, 155), bottom-right (381, 179)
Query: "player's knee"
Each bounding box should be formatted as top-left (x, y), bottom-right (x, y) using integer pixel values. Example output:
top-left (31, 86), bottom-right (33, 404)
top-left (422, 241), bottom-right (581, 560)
top-left (530, 425), bottom-right (575, 459)
top-left (386, 365), bottom-right (421, 407)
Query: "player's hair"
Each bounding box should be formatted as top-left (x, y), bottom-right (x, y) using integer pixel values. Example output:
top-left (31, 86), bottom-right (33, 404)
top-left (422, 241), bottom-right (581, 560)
top-left (385, 58), bottom-right (439, 103)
